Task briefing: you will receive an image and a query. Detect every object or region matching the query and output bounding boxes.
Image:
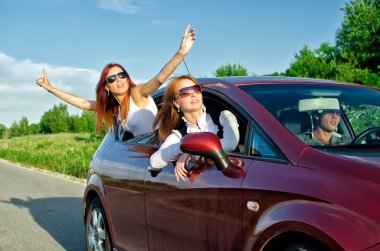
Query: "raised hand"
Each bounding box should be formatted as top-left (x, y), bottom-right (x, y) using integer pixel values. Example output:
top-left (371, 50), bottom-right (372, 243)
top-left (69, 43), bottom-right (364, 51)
top-left (35, 67), bottom-right (52, 90)
top-left (178, 24), bottom-right (196, 56)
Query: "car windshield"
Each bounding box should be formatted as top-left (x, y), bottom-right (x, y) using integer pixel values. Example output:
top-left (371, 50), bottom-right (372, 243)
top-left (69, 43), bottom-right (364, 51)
top-left (239, 83), bottom-right (380, 147)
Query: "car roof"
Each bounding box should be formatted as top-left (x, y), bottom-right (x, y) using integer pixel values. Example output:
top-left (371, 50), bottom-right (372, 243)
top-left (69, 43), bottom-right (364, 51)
top-left (197, 76), bottom-right (357, 87)
top-left (153, 76), bottom-right (377, 97)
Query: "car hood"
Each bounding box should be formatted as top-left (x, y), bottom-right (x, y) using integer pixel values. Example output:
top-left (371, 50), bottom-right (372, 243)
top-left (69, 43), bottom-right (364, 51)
top-left (326, 146), bottom-right (380, 167)
top-left (339, 155), bottom-right (380, 167)
top-left (298, 147), bottom-right (380, 184)
top-left (310, 145), bottom-right (380, 166)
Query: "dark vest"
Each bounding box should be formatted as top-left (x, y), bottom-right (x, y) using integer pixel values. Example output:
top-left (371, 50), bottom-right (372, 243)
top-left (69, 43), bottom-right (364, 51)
top-left (175, 118), bottom-right (223, 138)
top-left (175, 115), bottom-right (239, 153)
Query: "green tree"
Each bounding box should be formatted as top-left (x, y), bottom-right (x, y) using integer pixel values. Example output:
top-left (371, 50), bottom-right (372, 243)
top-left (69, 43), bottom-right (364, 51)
top-left (285, 44), bottom-right (337, 80)
top-left (334, 62), bottom-right (380, 86)
top-left (283, 0), bottom-right (380, 87)
top-left (213, 64), bottom-right (248, 77)
top-left (67, 110), bottom-right (95, 133)
top-left (29, 123), bottom-right (39, 135)
top-left (19, 116), bottom-right (30, 136)
top-left (80, 110), bottom-right (95, 132)
top-left (68, 115), bottom-right (82, 132)
top-left (336, 0), bottom-right (380, 73)
top-left (10, 121), bottom-right (21, 137)
top-left (0, 124), bottom-right (7, 139)
top-left (265, 72), bottom-right (285, 77)
top-left (40, 104), bottom-right (70, 133)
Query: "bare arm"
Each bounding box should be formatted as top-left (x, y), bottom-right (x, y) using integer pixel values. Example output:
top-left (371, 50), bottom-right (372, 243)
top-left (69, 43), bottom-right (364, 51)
top-left (36, 68), bottom-right (95, 111)
top-left (134, 24), bottom-right (196, 100)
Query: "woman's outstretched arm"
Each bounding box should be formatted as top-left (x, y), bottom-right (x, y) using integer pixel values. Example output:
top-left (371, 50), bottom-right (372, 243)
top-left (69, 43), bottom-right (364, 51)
top-left (134, 24), bottom-right (196, 99)
top-left (36, 67), bottom-right (95, 111)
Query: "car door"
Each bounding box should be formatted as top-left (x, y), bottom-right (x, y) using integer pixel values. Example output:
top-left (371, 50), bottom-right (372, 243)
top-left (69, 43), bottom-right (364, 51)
top-left (145, 153), bottom-right (253, 251)
top-left (100, 132), bottom-right (157, 250)
top-left (144, 96), bottom-right (252, 251)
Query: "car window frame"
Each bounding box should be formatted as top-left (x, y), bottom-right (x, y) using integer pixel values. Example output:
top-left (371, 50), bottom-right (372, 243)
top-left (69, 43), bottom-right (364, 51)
top-left (201, 88), bottom-right (288, 163)
top-left (115, 87), bottom-right (289, 164)
top-left (246, 119), bottom-right (289, 163)
top-left (201, 90), bottom-right (248, 155)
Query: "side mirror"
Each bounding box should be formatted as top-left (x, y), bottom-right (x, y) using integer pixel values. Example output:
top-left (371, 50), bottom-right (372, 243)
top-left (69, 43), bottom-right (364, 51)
top-left (180, 132), bottom-right (245, 178)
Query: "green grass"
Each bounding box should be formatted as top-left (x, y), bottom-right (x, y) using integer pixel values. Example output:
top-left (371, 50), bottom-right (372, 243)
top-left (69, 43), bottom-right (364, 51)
top-left (0, 133), bottom-right (103, 179)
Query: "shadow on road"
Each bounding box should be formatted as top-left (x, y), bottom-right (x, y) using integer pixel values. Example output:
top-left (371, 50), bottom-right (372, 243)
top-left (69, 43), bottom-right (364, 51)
top-left (3, 196), bottom-right (85, 250)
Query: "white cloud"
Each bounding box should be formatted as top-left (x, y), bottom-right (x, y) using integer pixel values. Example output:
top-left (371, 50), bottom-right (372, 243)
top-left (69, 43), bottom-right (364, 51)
top-left (0, 52), bottom-right (100, 127)
top-left (97, 0), bottom-right (140, 14)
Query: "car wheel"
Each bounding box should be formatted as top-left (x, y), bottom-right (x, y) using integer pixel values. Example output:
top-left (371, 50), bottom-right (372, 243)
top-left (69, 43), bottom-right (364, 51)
top-left (85, 197), bottom-right (112, 251)
top-left (263, 234), bottom-right (332, 251)
top-left (285, 242), bottom-right (330, 251)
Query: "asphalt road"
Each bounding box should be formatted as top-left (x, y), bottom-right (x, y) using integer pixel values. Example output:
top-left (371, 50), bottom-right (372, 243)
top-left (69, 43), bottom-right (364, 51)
top-left (0, 159), bottom-right (87, 251)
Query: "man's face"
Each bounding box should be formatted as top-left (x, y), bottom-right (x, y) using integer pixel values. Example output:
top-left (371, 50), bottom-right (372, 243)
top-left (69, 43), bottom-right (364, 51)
top-left (318, 110), bottom-right (341, 132)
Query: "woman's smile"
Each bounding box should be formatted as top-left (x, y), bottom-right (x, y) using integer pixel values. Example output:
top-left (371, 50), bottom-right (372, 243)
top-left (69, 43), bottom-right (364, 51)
top-left (190, 97), bottom-right (199, 104)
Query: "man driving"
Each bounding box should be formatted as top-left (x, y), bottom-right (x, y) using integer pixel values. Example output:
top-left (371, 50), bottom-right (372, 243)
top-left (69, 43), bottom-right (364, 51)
top-left (296, 98), bottom-right (352, 146)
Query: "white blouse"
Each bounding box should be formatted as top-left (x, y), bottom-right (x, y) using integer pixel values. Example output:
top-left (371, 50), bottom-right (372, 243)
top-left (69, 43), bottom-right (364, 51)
top-left (150, 108), bottom-right (239, 169)
top-left (118, 95), bottom-right (158, 136)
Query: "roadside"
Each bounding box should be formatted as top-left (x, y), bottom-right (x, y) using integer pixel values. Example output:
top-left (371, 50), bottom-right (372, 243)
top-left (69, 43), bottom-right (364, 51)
top-left (0, 133), bottom-right (100, 179)
top-left (0, 158), bottom-right (86, 250)
top-left (0, 158), bottom-right (86, 185)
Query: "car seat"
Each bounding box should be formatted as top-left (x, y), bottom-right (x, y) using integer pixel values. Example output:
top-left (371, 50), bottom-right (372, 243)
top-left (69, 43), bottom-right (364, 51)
top-left (278, 110), bottom-right (312, 135)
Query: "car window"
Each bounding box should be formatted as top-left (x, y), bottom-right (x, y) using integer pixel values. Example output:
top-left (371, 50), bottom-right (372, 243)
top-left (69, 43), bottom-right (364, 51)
top-left (342, 103), bottom-right (380, 135)
top-left (154, 89), bottom-right (248, 153)
top-left (240, 84), bottom-right (380, 147)
top-left (250, 126), bottom-right (281, 159)
top-left (202, 92), bottom-right (248, 154)
top-left (119, 131), bottom-right (159, 145)
top-left (135, 131), bottom-right (159, 145)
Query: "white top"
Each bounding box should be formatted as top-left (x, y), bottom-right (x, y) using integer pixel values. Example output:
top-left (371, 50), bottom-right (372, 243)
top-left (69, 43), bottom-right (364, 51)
top-left (150, 108), bottom-right (240, 169)
top-left (118, 95), bottom-right (158, 136)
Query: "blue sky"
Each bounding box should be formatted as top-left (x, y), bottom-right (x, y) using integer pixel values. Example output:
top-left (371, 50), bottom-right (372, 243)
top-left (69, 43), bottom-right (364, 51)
top-left (0, 0), bottom-right (347, 127)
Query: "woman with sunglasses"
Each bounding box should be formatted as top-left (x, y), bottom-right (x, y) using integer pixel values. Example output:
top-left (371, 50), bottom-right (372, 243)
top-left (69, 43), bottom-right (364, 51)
top-left (150, 75), bottom-right (240, 181)
top-left (35, 25), bottom-right (195, 137)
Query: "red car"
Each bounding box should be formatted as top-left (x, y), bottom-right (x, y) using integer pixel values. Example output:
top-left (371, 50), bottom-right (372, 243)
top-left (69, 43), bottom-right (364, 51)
top-left (83, 76), bottom-right (380, 251)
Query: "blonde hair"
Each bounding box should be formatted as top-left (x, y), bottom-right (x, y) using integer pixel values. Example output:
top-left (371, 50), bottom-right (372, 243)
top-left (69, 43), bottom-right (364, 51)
top-left (152, 75), bottom-right (200, 141)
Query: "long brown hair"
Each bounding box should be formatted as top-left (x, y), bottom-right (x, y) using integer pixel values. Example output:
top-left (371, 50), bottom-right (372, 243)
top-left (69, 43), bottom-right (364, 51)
top-left (152, 75), bottom-right (199, 141)
top-left (95, 63), bottom-right (136, 133)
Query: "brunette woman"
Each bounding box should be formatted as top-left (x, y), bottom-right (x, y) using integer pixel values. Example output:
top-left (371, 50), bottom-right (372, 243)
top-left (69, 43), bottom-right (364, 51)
top-left (35, 25), bottom-right (196, 136)
top-left (150, 75), bottom-right (240, 181)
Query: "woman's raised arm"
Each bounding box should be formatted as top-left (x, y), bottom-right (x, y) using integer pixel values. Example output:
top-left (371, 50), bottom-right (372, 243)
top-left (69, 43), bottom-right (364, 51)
top-left (135, 24), bottom-right (196, 98)
top-left (36, 68), bottom-right (95, 111)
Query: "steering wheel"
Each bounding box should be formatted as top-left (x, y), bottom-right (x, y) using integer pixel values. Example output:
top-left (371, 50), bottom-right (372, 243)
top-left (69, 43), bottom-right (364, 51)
top-left (351, 127), bottom-right (380, 145)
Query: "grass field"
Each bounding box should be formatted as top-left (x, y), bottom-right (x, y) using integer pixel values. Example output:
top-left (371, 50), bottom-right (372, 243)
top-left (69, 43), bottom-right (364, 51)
top-left (0, 133), bottom-right (103, 179)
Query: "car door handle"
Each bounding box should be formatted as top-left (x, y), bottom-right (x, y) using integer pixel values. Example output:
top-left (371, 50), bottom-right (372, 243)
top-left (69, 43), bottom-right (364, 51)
top-left (247, 201), bottom-right (260, 212)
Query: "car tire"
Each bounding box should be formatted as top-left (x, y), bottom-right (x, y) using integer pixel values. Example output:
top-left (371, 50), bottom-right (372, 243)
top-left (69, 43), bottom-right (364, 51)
top-left (85, 197), bottom-right (112, 251)
top-left (285, 242), bottom-right (330, 251)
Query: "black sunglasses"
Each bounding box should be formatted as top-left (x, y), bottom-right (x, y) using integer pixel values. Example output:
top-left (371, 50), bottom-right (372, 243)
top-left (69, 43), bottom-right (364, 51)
top-left (175, 85), bottom-right (202, 99)
top-left (107, 71), bottom-right (127, 84)
top-left (323, 110), bottom-right (342, 116)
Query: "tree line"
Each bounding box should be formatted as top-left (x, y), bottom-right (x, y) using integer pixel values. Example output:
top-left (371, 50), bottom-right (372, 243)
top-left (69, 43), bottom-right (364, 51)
top-left (284, 0), bottom-right (379, 87)
top-left (0, 104), bottom-right (97, 139)
top-left (1, 0), bottom-right (378, 139)
top-left (215, 0), bottom-right (380, 88)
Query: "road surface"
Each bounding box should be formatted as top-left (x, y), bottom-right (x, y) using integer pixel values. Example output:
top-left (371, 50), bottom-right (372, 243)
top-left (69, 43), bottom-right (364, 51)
top-left (0, 159), bottom-right (86, 250)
